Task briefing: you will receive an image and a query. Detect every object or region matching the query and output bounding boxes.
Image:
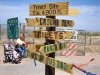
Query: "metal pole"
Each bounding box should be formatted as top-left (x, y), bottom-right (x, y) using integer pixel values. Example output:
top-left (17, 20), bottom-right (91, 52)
top-left (23, 24), bottom-right (25, 41)
top-left (23, 25), bottom-right (25, 34)
top-left (84, 30), bottom-right (86, 55)
top-left (0, 24), bottom-right (1, 40)
top-left (20, 23), bottom-right (21, 34)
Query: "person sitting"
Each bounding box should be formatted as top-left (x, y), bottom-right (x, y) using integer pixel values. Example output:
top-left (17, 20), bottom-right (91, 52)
top-left (16, 33), bottom-right (26, 58)
top-left (12, 48), bottom-right (20, 64)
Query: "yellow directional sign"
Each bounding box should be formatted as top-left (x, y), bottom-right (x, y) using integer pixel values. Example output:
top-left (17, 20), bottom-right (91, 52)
top-left (28, 52), bottom-right (73, 74)
top-left (29, 2), bottom-right (68, 16)
top-left (31, 31), bottom-right (74, 40)
top-left (68, 8), bottom-right (79, 16)
top-left (27, 41), bottom-right (68, 55)
top-left (27, 44), bottom-right (36, 52)
top-left (26, 18), bottom-right (74, 27)
top-left (39, 41), bottom-right (68, 54)
top-left (30, 2), bottom-right (68, 10)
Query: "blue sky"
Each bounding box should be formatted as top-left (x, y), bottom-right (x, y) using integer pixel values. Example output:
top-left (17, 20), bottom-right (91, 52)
top-left (0, 0), bottom-right (100, 31)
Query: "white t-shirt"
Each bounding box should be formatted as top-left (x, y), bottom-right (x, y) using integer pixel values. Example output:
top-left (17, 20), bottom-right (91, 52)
top-left (16, 38), bottom-right (25, 45)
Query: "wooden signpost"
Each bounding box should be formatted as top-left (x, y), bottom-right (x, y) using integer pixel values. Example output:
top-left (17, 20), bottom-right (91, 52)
top-left (26, 18), bottom-right (74, 27)
top-left (26, 2), bottom-right (79, 75)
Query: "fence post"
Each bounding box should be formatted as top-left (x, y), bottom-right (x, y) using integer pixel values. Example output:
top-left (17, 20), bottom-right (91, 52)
top-left (20, 23), bottom-right (21, 34)
top-left (89, 34), bottom-right (92, 45)
top-left (0, 24), bottom-right (1, 40)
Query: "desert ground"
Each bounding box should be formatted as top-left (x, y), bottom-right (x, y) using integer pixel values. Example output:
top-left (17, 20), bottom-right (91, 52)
top-left (0, 32), bottom-right (100, 75)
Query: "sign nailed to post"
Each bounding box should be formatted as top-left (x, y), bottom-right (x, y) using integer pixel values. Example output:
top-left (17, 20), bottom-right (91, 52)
top-left (31, 31), bottom-right (74, 40)
top-left (26, 18), bottom-right (74, 27)
top-left (7, 17), bottom-right (19, 39)
top-left (29, 2), bottom-right (68, 16)
top-left (39, 41), bottom-right (68, 54)
top-left (28, 52), bottom-right (73, 74)
top-left (27, 41), bottom-right (68, 55)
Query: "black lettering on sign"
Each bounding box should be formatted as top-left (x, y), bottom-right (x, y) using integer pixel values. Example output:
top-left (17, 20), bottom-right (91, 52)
top-left (32, 11), bottom-right (40, 15)
top-left (60, 62), bottom-right (63, 70)
top-left (49, 4), bottom-right (59, 9)
top-left (63, 63), bottom-right (67, 70)
top-left (39, 55), bottom-right (44, 63)
top-left (41, 9), bottom-right (62, 15)
top-left (59, 32), bottom-right (63, 39)
top-left (44, 46), bottom-right (47, 53)
top-left (56, 60), bottom-right (60, 69)
top-left (47, 45), bottom-right (50, 52)
top-left (48, 32), bottom-right (52, 39)
top-left (31, 53), bottom-right (34, 58)
top-left (47, 57), bottom-right (54, 66)
top-left (41, 31), bottom-right (45, 38)
top-left (34, 53), bottom-right (38, 60)
top-left (59, 42), bottom-right (66, 50)
top-left (54, 32), bottom-right (58, 39)
top-left (34, 31), bottom-right (41, 38)
top-left (55, 44), bottom-right (57, 51)
top-left (46, 18), bottom-right (51, 26)
top-left (40, 18), bottom-right (45, 25)
top-left (67, 20), bottom-right (74, 26)
top-left (51, 44), bottom-right (55, 52)
top-left (62, 20), bottom-right (66, 26)
top-left (53, 19), bottom-right (59, 26)
top-left (31, 5), bottom-right (46, 10)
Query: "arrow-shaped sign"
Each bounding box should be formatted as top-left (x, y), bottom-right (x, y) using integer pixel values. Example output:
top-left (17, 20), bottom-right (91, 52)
top-left (26, 18), bottom-right (74, 27)
top-left (27, 41), bottom-right (68, 55)
top-left (29, 2), bottom-right (79, 16)
top-left (27, 51), bottom-right (73, 74)
top-left (29, 2), bottom-right (69, 16)
top-left (39, 41), bottom-right (68, 54)
top-left (31, 31), bottom-right (74, 40)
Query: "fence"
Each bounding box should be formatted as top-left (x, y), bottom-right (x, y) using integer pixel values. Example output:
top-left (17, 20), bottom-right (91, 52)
top-left (0, 24), bottom-right (100, 54)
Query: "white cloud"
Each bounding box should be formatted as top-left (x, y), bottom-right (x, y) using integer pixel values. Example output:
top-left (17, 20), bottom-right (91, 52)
top-left (0, 4), bottom-right (100, 31)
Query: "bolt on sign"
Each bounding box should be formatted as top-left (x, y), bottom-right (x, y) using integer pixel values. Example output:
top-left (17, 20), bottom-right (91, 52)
top-left (29, 2), bottom-right (68, 16)
top-left (7, 17), bottom-right (19, 39)
top-left (26, 18), bottom-right (74, 27)
top-left (31, 31), bottom-right (74, 40)
top-left (39, 41), bottom-right (68, 54)
top-left (28, 52), bottom-right (73, 74)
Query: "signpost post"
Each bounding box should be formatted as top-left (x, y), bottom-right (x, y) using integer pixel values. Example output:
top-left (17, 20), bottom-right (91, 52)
top-left (45, 16), bottom-right (56, 75)
top-left (7, 17), bottom-right (19, 39)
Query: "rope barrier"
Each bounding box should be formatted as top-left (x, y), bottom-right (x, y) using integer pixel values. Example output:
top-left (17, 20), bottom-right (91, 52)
top-left (72, 58), bottom-right (96, 75)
